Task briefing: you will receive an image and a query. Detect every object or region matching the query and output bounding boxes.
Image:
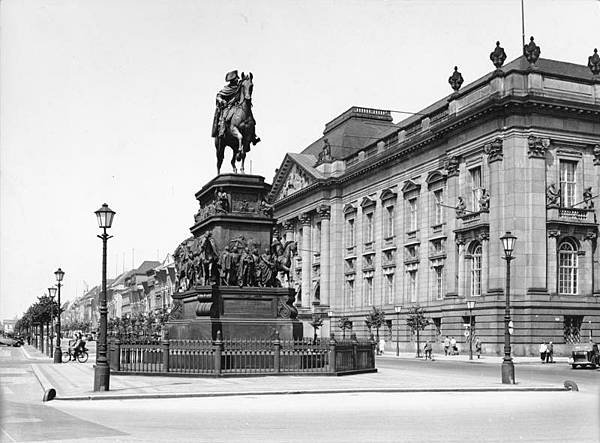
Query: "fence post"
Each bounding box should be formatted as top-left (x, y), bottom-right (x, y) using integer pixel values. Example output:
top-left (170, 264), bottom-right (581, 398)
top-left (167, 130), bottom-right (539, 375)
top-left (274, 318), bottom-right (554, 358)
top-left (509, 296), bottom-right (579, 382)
top-left (369, 333), bottom-right (376, 368)
top-left (214, 330), bottom-right (223, 376)
top-left (111, 335), bottom-right (121, 371)
top-left (161, 330), bottom-right (170, 373)
top-left (273, 331), bottom-right (281, 374)
top-left (351, 333), bottom-right (358, 371)
top-left (329, 333), bottom-right (337, 374)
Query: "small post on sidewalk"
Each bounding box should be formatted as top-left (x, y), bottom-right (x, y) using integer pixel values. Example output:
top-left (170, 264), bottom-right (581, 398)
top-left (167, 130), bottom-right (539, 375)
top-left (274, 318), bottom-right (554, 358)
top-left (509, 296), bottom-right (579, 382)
top-left (110, 335), bottom-right (121, 372)
top-left (273, 331), bottom-right (280, 374)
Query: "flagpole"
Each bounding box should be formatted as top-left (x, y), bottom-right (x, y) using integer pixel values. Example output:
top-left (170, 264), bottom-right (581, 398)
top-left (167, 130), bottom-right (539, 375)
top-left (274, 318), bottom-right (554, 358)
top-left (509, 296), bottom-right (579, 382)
top-left (521, 0), bottom-right (526, 50)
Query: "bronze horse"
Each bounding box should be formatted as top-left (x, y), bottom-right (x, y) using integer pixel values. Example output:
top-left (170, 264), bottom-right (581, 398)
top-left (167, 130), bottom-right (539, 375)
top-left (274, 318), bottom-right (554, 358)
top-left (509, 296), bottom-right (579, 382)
top-left (215, 73), bottom-right (259, 174)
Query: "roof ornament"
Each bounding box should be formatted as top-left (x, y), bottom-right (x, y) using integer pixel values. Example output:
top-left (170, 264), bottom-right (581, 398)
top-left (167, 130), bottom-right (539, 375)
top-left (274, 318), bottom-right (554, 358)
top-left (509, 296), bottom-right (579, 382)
top-left (523, 36), bottom-right (540, 65)
top-left (490, 41), bottom-right (507, 69)
top-left (448, 66), bottom-right (464, 92)
top-left (588, 48), bottom-right (600, 76)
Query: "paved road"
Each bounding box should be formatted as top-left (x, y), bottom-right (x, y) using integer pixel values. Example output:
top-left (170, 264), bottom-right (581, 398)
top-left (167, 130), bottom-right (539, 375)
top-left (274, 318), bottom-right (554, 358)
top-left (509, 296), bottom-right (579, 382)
top-left (1, 347), bottom-right (598, 442)
top-left (49, 391), bottom-right (600, 442)
top-left (377, 356), bottom-right (600, 391)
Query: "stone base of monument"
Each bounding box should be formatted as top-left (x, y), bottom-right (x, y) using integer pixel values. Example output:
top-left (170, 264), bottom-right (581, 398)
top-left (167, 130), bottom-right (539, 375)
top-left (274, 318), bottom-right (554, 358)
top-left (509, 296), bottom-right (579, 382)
top-left (166, 285), bottom-right (302, 340)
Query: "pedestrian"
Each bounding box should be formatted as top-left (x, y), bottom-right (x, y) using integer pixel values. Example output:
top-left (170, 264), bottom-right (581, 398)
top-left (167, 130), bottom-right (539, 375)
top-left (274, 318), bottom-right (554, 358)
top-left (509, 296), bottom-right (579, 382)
top-left (424, 340), bottom-right (432, 360)
top-left (546, 341), bottom-right (553, 363)
top-left (475, 337), bottom-right (482, 359)
top-left (539, 341), bottom-right (547, 363)
top-left (450, 336), bottom-right (457, 355)
top-left (379, 337), bottom-right (386, 355)
top-left (443, 336), bottom-right (450, 355)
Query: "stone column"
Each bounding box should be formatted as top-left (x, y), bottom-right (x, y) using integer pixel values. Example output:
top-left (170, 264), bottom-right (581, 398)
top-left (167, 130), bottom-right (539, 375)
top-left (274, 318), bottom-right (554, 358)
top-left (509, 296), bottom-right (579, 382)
top-left (456, 237), bottom-right (466, 298)
top-left (283, 220), bottom-right (295, 243)
top-left (300, 213), bottom-right (312, 308)
top-left (479, 232), bottom-right (490, 296)
top-left (582, 232), bottom-right (597, 296)
top-left (547, 230), bottom-right (560, 295)
top-left (445, 156), bottom-right (460, 296)
top-left (525, 136), bottom-right (550, 295)
top-left (318, 205), bottom-right (331, 307)
top-left (593, 147), bottom-right (600, 295)
top-left (484, 137), bottom-right (504, 293)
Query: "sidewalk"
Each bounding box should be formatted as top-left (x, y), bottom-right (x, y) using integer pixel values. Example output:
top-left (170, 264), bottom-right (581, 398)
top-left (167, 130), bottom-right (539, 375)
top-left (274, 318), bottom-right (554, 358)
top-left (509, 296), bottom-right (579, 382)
top-left (22, 345), bottom-right (570, 402)
top-left (379, 351), bottom-right (568, 365)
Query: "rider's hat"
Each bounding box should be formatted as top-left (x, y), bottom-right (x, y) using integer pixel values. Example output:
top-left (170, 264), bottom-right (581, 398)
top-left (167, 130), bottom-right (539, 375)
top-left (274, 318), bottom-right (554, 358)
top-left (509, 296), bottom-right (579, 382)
top-left (225, 70), bottom-right (239, 82)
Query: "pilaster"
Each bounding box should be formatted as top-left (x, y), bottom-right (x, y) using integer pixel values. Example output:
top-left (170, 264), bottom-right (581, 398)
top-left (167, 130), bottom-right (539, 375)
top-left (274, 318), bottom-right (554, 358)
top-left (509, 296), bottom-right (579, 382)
top-left (300, 213), bottom-right (312, 308)
top-left (318, 205), bottom-right (331, 306)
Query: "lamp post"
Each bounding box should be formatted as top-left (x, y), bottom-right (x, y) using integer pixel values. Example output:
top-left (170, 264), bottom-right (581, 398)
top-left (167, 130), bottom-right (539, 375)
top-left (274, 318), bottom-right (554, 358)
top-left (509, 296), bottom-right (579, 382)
top-left (394, 305), bottom-right (402, 356)
top-left (48, 287), bottom-right (57, 359)
top-left (328, 311), bottom-right (334, 338)
top-left (53, 268), bottom-right (65, 363)
top-left (500, 231), bottom-right (516, 384)
top-left (94, 203), bottom-right (116, 392)
top-left (466, 300), bottom-right (475, 360)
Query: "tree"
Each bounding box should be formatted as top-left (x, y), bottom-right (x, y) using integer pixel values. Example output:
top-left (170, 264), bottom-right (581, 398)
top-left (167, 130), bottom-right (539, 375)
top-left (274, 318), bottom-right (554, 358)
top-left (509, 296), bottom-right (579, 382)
top-left (309, 313), bottom-right (324, 343)
top-left (365, 306), bottom-right (385, 343)
top-left (406, 304), bottom-right (429, 357)
top-left (337, 316), bottom-right (353, 339)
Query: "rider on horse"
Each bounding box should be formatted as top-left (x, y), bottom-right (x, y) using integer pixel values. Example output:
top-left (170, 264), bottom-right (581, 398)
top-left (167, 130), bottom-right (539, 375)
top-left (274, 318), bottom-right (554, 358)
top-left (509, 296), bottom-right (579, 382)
top-left (212, 70), bottom-right (260, 144)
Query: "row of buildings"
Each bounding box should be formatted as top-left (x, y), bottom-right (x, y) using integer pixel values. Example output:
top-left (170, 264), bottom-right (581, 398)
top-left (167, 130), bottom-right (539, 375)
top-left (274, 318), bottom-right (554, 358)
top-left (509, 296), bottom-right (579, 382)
top-left (62, 256), bottom-right (176, 330)
top-left (269, 45), bottom-right (600, 355)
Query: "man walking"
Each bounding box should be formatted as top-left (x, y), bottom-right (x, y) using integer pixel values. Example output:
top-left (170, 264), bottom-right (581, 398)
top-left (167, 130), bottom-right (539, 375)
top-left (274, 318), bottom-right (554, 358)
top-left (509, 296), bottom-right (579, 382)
top-left (443, 336), bottom-right (450, 356)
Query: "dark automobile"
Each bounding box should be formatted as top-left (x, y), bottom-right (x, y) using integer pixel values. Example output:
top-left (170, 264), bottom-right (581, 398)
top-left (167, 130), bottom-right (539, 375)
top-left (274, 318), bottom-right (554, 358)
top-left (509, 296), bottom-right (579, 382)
top-left (568, 343), bottom-right (599, 369)
top-left (0, 336), bottom-right (23, 347)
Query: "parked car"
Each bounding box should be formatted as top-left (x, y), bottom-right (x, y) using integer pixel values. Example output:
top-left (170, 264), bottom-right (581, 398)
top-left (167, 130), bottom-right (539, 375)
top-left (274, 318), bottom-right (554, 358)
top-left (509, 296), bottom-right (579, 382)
top-left (568, 343), bottom-right (599, 369)
top-left (0, 336), bottom-right (23, 347)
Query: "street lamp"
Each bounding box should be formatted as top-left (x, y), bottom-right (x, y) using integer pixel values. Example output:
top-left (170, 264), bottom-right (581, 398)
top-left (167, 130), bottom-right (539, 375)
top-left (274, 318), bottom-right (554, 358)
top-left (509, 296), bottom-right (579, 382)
top-left (94, 203), bottom-right (116, 392)
top-left (48, 287), bottom-right (57, 359)
top-left (394, 305), bottom-right (402, 356)
top-left (466, 300), bottom-right (476, 360)
top-left (328, 311), bottom-right (334, 338)
top-left (53, 268), bottom-right (65, 363)
top-left (500, 231), bottom-right (516, 384)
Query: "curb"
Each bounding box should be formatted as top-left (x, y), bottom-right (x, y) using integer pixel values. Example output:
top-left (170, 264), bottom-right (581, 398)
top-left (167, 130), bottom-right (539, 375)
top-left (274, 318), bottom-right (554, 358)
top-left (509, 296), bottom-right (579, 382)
top-left (21, 346), bottom-right (50, 361)
top-left (53, 385), bottom-right (569, 401)
top-left (31, 364), bottom-right (57, 402)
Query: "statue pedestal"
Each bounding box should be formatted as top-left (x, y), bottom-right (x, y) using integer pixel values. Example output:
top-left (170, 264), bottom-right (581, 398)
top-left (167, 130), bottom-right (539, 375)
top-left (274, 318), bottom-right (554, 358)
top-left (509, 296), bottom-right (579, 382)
top-left (167, 286), bottom-right (302, 340)
top-left (190, 173), bottom-right (274, 254)
top-left (170, 173), bottom-right (303, 340)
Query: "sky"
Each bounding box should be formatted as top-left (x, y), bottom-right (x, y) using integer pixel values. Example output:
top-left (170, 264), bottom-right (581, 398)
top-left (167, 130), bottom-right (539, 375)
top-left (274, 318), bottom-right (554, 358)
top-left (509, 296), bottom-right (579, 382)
top-left (1, 0), bottom-right (599, 319)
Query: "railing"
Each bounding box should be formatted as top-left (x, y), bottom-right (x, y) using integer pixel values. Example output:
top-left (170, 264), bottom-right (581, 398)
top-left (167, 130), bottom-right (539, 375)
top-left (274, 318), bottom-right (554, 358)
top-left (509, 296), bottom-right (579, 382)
top-left (558, 208), bottom-right (591, 221)
top-left (109, 332), bottom-right (376, 377)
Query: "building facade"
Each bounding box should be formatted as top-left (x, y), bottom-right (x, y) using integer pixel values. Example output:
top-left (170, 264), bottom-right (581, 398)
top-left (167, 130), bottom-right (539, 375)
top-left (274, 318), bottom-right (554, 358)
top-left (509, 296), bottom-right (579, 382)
top-left (270, 53), bottom-right (600, 355)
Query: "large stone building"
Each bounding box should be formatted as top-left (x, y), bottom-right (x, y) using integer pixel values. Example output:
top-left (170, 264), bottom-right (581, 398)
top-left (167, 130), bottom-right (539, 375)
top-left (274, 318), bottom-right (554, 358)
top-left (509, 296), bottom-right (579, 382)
top-left (270, 49), bottom-right (600, 355)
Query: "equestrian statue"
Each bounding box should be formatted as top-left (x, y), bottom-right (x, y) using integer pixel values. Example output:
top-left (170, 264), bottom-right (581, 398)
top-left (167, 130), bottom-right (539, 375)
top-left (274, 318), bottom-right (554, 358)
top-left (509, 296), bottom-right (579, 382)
top-left (212, 70), bottom-right (260, 174)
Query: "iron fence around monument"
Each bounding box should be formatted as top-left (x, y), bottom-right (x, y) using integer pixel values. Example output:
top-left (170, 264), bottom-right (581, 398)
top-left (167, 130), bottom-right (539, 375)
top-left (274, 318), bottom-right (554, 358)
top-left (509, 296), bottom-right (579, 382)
top-left (109, 332), bottom-right (376, 377)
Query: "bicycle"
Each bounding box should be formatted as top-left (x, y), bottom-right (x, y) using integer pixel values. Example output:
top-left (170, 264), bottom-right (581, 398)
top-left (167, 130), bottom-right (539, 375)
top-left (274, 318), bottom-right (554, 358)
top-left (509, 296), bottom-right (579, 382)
top-left (62, 347), bottom-right (89, 363)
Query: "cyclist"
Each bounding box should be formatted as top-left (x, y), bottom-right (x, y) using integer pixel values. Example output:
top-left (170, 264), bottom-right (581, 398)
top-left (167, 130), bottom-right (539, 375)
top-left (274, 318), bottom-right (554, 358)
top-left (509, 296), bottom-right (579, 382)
top-left (70, 333), bottom-right (86, 360)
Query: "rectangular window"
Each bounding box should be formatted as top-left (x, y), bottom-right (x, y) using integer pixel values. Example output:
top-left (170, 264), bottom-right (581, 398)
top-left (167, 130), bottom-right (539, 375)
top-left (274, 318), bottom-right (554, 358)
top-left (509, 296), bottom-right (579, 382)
top-left (408, 198), bottom-right (418, 231)
top-left (384, 205), bottom-right (395, 238)
top-left (433, 189), bottom-right (444, 225)
top-left (434, 266), bottom-right (444, 300)
top-left (564, 315), bottom-right (583, 344)
top-left (470, 166), bottom-right (482, 211)
top-left (560, 160), bottom-right (577, 207)
top-left (363, 276), bottom-right (374, 306)
top-left (408, 270), bottom-right (418, 302)
top-left (384, 273), bottom-right (395, 304)
top-left (346, 218), bottom-right (355, 248)
top-left (345, 279), bottom-right (355, 308)
top-left (363, 212), bottom-right (374, 243)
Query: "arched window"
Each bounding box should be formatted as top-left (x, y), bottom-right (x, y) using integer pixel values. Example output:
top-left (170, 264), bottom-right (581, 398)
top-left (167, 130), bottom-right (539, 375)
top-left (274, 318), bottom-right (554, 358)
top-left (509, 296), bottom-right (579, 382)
top-left (470, 243), bottom-right (482, 296)
top-left (558, 241), bottom-right (578, 295)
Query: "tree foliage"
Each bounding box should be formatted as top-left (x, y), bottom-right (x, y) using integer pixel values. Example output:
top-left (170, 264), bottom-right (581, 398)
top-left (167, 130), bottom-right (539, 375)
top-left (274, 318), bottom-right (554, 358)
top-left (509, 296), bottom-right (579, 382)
top-left (364, 306), bottom-right (385, 331)
top-left (406, 304), bottom-right (429, 333)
